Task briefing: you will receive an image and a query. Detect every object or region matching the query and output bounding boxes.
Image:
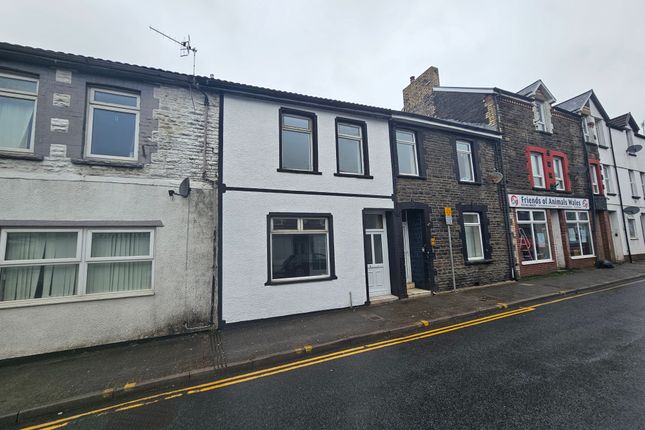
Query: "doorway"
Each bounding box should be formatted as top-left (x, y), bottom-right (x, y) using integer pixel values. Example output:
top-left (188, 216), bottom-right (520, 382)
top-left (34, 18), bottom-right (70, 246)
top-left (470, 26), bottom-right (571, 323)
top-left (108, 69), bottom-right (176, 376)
top-left (364, 212), bottom-right (391, 298)
top-left (550, 210), bottom-right (566, 269)
top-left (609, 211), bottom-right (624, 262)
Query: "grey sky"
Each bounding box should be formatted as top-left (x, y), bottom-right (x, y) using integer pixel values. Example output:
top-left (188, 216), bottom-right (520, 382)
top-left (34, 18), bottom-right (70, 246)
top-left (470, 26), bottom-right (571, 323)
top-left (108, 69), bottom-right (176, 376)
top-left (2, 0), bottom-right (644, 126)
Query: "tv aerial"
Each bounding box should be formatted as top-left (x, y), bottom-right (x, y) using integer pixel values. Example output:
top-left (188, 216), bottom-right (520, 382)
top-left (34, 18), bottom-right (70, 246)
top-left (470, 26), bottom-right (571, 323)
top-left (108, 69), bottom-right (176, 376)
top-left (149, 26), bottom-right (198, 78)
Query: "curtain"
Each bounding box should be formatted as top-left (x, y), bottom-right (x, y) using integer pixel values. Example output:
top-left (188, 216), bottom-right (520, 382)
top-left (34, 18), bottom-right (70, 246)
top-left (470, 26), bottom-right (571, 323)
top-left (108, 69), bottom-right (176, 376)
top-left (1, 232), bottom-right (77, 301)
top-left (86, 232), bottom-right (151, 293)
top-left (0, 95), bottom-right (34, 149)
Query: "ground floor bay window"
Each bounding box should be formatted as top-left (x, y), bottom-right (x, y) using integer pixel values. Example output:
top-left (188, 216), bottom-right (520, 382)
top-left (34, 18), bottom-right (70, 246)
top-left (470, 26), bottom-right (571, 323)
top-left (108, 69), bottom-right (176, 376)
top-left (517, 210), bottom-right (551, 263)
top-left (267, 214), bottom-right (335, 284)
top-left (0, 228), bottom-right (154, 304)
top-left (565, 211), bottom-right (594, 258)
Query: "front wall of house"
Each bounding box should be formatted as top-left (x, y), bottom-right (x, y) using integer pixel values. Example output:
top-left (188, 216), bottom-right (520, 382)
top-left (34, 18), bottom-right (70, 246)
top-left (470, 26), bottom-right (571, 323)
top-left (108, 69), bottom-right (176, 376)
top-left (498, 96), bottom-right (596, 274)
top-left (395, 128), bottom-right (510, 290)
top-left (0, 62), bottom-right (218, 358)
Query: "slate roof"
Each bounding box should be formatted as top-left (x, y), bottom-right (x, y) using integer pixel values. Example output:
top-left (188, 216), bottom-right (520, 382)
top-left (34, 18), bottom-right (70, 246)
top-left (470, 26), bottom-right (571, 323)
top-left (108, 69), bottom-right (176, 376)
top-left (517, 79), bottom-right (556, 103)
top-left (608, 113), bottom-right (640, 132)
top-left (556, 91), bottom-right (593, 113)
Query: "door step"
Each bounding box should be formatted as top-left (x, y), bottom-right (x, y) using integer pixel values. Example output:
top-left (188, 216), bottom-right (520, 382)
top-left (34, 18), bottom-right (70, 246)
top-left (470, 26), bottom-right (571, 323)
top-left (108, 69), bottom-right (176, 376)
top-left (406, 282), bottom-right (416, 290)
top-left (370, 294), bottom-right (398, 305)
top-left (407, 288), bottom-right (432, 297)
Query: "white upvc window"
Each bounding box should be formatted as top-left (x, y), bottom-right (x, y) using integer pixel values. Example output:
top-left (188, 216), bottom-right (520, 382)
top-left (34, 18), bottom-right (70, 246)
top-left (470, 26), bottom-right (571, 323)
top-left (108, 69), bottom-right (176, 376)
top-left (269, 216), bottom-right (331, 283)
top-left (629, 170), bottom-right (639, 197)
top-left (336, 122), bottom-right (364, 175)
top-left (553, 157), bottom-right (565, 191)
top-left (530, 152), bottom-right (546, 188)
top-left (396, 129), bottom-right (419, 176)
top-left (596, 119), bottom-right (606, 146)
top-left (85, 88), bottom-right (140, 160)
top-left (589, 165), bottom-right (600, 195)
top-left (534, 102), bottom-right (547, 132)
top-left (565, 211), bottom-right (594, 258)
top-left (0, 228), bottom-right (154, 306)
top-left (456, 140), bottom-right (475, 182)
top-left (281, 113), bottom-right (314, 171)
top-left (641, 173), bottom-right (645, 199)
top-left (517, 210), bottom-right (552, 263)
top-left (627, 216), bottom-right (638, 239)
top-left (603, 165), bottom-right (615, 194)
top-left (462, 212), bottom-right (484, 261)
top-left (627, 130), bottom-right (634, 148)
top-left (0, 73), bottom-right (38, 152)
top-left (581, 117), bottom-right (591, 142)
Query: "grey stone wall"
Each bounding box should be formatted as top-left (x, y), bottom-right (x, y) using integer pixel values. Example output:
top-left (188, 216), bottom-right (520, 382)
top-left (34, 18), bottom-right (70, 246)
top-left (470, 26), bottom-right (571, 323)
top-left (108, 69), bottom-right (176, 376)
top-left (396, 128), bottom-right (511, 291)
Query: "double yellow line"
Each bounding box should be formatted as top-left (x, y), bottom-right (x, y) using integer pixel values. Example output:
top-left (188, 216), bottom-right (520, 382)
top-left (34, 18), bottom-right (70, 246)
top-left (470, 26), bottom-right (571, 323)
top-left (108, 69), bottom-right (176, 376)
top-left (24, 306), bottom-right (534, 430)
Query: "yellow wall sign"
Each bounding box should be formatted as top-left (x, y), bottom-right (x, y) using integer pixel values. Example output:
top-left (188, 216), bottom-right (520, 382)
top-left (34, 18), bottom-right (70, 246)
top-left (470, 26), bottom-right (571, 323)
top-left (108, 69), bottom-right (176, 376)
top-left (444, 207), bottom-right (452, 217)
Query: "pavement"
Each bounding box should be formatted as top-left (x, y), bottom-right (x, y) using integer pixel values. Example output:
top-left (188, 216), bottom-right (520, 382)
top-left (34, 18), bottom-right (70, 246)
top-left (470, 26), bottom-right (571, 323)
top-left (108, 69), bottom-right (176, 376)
top-left (52, 275), bottom-right (645, 429)
top-left (2, 262), bottom-right (645, 427)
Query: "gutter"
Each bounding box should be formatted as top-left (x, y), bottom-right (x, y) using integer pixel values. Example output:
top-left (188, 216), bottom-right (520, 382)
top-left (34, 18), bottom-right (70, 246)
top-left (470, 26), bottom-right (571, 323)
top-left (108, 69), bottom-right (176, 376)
top-left (608, 128), bottom-right (633, 263)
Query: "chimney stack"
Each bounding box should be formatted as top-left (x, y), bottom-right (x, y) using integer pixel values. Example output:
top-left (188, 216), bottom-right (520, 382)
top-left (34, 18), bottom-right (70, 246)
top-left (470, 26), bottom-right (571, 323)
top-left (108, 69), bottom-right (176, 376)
top-left (402, 66), bottom-right (440, 115)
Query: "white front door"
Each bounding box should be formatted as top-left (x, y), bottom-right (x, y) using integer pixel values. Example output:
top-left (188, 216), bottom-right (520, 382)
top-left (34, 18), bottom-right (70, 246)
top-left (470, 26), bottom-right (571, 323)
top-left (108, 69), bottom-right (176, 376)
top-left (550, 211), bottom-right (566, 268)
top-left (365, 213), bottom-right (390, 297)
top-left (402, 221), bottom-right (412, 283)
top-left (609, 211), bottom-right (624, 261)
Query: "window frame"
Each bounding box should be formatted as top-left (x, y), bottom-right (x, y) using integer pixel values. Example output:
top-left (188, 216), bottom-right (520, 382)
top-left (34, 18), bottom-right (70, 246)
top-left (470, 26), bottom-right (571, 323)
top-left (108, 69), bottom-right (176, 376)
top-left (395, 128), bottom-right (420, 177)
top-left (462, 212), bottom-right (485, 262)
top-left (596, 119), bottom-right (607, 147)
top-left (589, 164), bottom-right (600, 195)
top-left (265, 213), bottom-right (336, 286)
top-left (627, 216), bottom-right (638, 240)
top-left (565, 210), bottom-right (595, 259)
top-left (516, 209), bottom-right (552, 264)
top-left (0, 227), bottom-right (155, 308)
top-left (278, 107), bottom-right (319, 174)
top-left (534, 102), bottom-right (547, 132)
top-left (641, 173), bottom-right (645, 199)
top-left (530, 152), bottom-right (546, 189)
top-left (456, 140), bottom-right (476, 183)
top-left (629, 170), bottom-right (639, 198)
top-left (85, 87), bottom-right (141, 161)
top-left (334, 117), bottom-right (371, 178)
top-left (603, 164), bottom-right (615, 195)
top-left (553, 156), bottom-right (565, 191)
top-left (0, 72), bottom-right (39, 154)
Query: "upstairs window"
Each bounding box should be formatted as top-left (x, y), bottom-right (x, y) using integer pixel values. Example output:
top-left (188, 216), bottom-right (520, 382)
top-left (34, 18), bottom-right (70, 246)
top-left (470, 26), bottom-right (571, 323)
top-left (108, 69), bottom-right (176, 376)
top-left (86, 88), bottom-right (140, 160)
top-left (581, 117), bottom-right (590, 142)
top-left (396, 130), bottom-right (419, 176)
top-left (553, 157), bottom-right (565, 191)
top-left (627, 216), bottom-right (638, 239)
top-left (603, 164), bottom-right (615, 194)
top-left (581, 116), bottom-right (596, 144)
top-left (533, 101), bottom-right (552, 132)
top-left (530, 152), bottom-right (546, 188)
top-left (596, 120), bottom-right (606, 147)
top-left (629, 170), bottom-right (639, 197)
top-left (0, 73), bottom-right (38, 152)
top-left (280, 110), bottom-right (317, 172)
top-left (627, 130), bottom-right (634, 148)
top-left (336, 120), bottom-right (368, 176)
top-left (462, 212), bottom-right (484, 261)
top-left (641, 173), bottom-right (645, 198)
top-left (589, 164), bottom-right (600, 195)
top-left (456, 140), bottom-right (475, 182)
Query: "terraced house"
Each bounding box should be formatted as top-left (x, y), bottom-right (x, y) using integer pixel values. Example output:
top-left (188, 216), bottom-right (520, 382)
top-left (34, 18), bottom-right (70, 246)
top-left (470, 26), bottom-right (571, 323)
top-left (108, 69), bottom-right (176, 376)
top-left (403, 67), bottom-right (607, 278)
top-left (0, 43), bottom-right (219, 359)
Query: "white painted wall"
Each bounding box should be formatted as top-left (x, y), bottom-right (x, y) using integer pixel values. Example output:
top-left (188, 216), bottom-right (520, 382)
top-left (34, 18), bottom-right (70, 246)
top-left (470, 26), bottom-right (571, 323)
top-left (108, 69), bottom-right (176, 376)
top-left (0, 179), bottom-right (215, 359)
top-left (222, 191), bottom-right (392, 322)
top-left (221, 95), bottom-right (395, 322)
top-left (223, 94), bottom-right (393, 196)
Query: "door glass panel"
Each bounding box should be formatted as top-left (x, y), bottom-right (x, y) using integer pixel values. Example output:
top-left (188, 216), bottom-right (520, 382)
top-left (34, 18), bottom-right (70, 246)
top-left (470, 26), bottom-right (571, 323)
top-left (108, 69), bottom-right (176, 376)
top-left (364, 234), bottom-right (373, 265)
top-left (373, 234), bottom-right (383, 264)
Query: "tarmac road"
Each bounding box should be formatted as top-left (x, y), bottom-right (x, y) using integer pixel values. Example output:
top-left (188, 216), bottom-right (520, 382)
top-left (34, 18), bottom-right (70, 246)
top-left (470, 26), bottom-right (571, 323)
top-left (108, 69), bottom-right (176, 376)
top-left (25, 280), bottom-right (645, 429)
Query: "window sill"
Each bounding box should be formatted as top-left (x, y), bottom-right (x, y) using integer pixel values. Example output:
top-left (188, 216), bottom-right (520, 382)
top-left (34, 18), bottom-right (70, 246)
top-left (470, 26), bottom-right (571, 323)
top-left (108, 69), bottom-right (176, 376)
top-left (551, 189), bottom-right (572, 194)
top-left (598, 145), bottom-right (610, 149)
top-left (465, 258), bottom-right (493, 266)
top-left (334, 173), bottom-right (373, 179)
top-left (584, 141), bottom-right (597, 146)
top-left (535, 130), bottom-right (553, 136)
top-left (632, 196), bottom-right (641, 200)
top-left (458, 180), bottom-right (482, 186)
top-left (531, 186), bottom-right (548, 191)
top-left (606, 193), bottom-right (617, 196)
top-left (277, 168), bottom-right (322, 175)
top-left (71, 158), bottom-right (144, 168)
top-left (521, 259), bottom-right (554, 266)
top-left (628, 153), bottom-right (638, 157)
top-left (0, 151), bottom-right (44, 161)
top-left (0, 289), bottom-right (154, 309)
top-left (397, 174), bottom-right (426, 180)
top-left (570, 254), bottom-right (595, 260)
top-left (265, 275), bottom-right (337, 286)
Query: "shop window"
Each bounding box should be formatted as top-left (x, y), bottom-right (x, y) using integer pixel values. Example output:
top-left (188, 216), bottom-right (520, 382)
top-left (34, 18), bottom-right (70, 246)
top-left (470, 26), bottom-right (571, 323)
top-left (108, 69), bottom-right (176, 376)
top-left (565, 211), bottom-right (594, 258)
top-left (267, 214), bottom-right (335, 284)
top-left (517, 210), bottom-right (551, 263)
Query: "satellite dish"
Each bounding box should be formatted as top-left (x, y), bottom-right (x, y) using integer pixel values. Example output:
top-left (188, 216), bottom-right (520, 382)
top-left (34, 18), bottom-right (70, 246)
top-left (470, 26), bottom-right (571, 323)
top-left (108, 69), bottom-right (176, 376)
top-left (487, 171), bottom-right (504, 184)
top-left (624, 206), bottom-right (640, 215)
top-left (168, 178), bottom-right (191, 198)
top-left (626, 145), bottom-right (642, 154)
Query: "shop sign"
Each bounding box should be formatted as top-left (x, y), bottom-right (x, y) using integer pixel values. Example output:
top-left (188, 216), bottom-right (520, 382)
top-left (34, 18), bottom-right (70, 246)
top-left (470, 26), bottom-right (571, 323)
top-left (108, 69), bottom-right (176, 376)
top-left (508, 194), bottom-right (589, 210)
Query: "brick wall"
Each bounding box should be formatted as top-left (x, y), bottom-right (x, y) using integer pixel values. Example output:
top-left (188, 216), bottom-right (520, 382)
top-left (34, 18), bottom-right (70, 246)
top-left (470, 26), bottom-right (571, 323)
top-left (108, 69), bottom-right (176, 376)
top-left (396, 127), bottom-right (511, 291)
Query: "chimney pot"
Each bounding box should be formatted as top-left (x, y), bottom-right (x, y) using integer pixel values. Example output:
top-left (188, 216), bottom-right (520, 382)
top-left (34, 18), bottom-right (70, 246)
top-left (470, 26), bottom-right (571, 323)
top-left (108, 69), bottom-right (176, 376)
top-left (410, 76), bottom-right (415, 83)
